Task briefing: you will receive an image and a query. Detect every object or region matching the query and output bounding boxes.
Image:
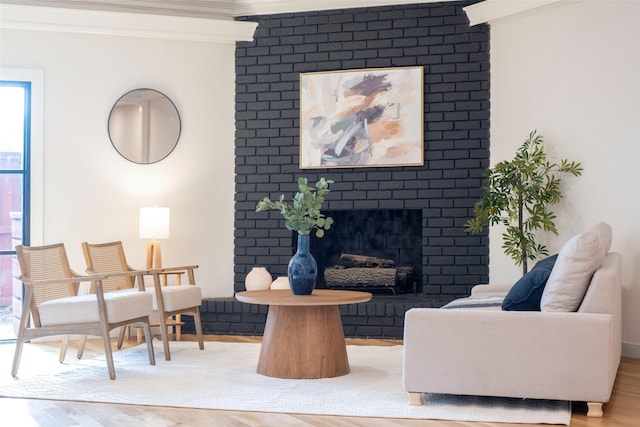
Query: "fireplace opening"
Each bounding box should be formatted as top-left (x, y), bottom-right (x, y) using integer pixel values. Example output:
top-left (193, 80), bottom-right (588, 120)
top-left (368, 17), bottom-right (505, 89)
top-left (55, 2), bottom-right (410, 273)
top-left (296, 209), bottom-right (422, 294)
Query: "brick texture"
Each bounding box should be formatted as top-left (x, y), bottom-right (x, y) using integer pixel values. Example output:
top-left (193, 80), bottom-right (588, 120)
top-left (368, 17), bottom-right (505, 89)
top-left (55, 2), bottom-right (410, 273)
top-left (193, 1), bottom-right (490, 339)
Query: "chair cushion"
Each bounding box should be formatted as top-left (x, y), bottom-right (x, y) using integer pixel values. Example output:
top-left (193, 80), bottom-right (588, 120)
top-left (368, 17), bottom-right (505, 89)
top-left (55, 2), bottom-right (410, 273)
top-left (540, 222), bottom-right (612, 312)
top-left (39, 289), bottom-right (153, 326)
top-left (502, 254), bottom-right (558, 311)
top-left (145, 285), bottom-right (202, 312)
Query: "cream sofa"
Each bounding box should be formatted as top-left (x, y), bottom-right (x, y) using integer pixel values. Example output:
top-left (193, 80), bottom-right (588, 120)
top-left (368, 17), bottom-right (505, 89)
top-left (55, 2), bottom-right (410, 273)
top-left (403, 237), bottom-right (621, 417)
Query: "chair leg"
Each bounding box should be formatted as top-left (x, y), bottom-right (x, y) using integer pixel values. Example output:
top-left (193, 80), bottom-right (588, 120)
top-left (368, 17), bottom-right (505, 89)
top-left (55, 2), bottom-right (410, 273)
top-left (100, 327), bottom-right (117, 380)
top-left (194, 308), bottom-right (204, 350)
top-left (11, 339), bottom-right (25, 377)
top-left (157, 312), bottom-right (171, 361)
top-left (76, 335), bottom-right (88, 359)
top-left (141, 322), bottom-right (156, 366)
top-left (59, 336), bottom-right (70, 363)
top-left (175, 314), bottom-right (182, 341)
top-left (12, 306), bottom-right (30, 377)
top-left (116, 326), bottom-right (126, 349)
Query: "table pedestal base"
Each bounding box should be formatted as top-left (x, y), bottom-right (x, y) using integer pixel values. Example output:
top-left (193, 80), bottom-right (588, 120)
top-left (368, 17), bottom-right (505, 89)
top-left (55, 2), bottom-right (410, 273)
top-left (257, 305), bottom-right (349, 379)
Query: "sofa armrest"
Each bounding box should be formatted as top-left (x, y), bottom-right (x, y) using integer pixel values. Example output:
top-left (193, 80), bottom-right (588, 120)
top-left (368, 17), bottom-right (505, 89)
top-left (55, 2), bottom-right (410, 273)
top-left (403, 308), bottom-right (619, 403)
top-left (470, 283), bottom-right (513, 298)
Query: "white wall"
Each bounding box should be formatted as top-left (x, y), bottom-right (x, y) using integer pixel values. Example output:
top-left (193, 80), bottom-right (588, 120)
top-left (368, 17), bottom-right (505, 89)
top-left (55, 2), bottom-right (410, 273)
top-left (489, 1), bottom-right (640, 357)
top-left (0, 11), bottom-right (253, 298)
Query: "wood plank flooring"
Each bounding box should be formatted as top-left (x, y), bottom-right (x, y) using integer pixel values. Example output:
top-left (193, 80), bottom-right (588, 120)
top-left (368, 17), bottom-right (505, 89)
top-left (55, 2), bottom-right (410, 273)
top-left (2, 334), bottom-right (639, 426)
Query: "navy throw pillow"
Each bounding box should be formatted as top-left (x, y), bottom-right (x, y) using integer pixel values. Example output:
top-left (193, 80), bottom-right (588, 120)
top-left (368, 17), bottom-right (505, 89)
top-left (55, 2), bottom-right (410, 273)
top-left (502, 255), bottom-right (558, 311)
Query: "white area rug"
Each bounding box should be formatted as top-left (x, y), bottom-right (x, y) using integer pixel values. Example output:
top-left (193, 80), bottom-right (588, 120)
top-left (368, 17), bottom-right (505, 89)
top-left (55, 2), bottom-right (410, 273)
top-left (0, 341), bottom-right (570, 424)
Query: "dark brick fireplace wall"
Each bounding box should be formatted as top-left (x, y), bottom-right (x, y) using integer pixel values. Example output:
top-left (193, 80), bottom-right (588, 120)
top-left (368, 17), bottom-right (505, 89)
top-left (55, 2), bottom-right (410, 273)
top-left (191, 1), bottom-right (490, 339)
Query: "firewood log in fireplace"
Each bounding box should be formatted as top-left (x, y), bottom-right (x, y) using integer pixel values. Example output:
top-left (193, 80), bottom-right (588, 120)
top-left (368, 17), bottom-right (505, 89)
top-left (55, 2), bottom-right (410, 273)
top-left (324, 267), bottom-right (397, 288)
top-left (323, 254), bottom-right (413, 294)
top-left (338, 254), bottom-right (395, 268)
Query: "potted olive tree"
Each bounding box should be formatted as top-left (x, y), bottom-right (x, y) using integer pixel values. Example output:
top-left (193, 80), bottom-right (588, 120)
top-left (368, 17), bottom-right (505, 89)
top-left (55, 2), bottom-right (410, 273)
top-left (256, 177), bottom-right (334, 294)
top-left (465, 131), bottom-right (582, 275)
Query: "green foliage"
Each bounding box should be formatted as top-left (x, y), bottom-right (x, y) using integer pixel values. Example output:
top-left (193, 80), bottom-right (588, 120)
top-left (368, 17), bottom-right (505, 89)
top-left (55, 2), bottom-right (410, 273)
top-left (465, 130), bottom-right (583, 274)
top-left (256, 177), bottom-right (335, 238)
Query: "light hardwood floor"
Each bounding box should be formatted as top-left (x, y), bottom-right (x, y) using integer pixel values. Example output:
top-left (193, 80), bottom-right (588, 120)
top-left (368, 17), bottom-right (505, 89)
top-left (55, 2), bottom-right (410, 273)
top-left (2, 334), bottom-right (639, 427)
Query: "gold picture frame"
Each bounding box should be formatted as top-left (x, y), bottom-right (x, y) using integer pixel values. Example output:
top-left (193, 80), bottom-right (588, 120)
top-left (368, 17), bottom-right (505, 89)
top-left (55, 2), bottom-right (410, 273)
top-left (300, 66), bottom-right (424, 169)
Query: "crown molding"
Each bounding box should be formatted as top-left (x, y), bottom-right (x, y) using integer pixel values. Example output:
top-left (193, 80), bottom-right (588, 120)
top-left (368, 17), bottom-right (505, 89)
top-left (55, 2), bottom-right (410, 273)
top-left (234, 0), bottom-right (450, 16)
top-left (0, 1), bottom-right (571, 39)
top-left (1, 1), bottom-right (456, 19)
top-left (0, 4), bottom-right (258, 43)
top-left (463, 0), bottom-right (563, 26)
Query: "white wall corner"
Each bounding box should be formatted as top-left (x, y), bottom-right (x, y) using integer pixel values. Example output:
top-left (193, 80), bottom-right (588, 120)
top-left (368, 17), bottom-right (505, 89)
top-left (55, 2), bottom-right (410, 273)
top-left (463, 0), bottom-right (564, 26)
top-left (0, 4), bottom-right (257, 43)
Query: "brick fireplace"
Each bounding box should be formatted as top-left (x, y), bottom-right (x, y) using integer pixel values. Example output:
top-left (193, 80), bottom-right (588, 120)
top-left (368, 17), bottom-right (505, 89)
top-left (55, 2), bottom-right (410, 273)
top-left (190, 1), bottom-right (490, 339)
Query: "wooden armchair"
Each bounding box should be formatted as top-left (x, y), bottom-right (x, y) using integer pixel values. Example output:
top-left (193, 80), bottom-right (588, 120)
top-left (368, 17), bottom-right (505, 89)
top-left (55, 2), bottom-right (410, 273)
top-left (13, 243), bottom-right (156, 380)
top-left (81, 241), bottom-right (204, 360)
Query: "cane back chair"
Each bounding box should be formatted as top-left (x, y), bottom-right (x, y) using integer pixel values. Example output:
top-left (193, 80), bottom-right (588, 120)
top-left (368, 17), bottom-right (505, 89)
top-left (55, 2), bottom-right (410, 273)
top-left (81, 241), bottom-right (204, 360)
top-left (13, 243), bottom-right (155, 380)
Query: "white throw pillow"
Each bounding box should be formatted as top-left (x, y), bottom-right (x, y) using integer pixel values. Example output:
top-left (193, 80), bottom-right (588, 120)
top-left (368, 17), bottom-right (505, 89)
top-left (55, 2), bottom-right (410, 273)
top-left (540, 222), bottom-right (612, 312)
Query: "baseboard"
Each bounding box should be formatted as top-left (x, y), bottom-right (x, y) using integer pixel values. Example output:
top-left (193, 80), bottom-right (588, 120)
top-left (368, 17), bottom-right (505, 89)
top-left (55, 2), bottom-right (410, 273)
top-left (622, 342), bottom-right (640, 359)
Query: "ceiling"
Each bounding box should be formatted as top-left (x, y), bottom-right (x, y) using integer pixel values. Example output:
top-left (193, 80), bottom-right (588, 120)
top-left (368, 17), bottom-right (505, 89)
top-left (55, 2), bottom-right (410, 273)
top-left (0, 0), bottom-right (455, 20)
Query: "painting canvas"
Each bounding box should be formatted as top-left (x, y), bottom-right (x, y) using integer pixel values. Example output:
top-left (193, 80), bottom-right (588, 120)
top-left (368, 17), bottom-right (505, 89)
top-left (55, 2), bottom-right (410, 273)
top-left (300, 66), bottom-right (424, 168)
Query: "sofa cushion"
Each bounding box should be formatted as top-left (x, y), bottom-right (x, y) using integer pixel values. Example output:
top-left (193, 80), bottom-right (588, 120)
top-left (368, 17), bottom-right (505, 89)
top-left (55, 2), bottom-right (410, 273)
top-left (540, 222), bottom-right (612, 312)
top-left (502, 254), bottom-right (558, 311)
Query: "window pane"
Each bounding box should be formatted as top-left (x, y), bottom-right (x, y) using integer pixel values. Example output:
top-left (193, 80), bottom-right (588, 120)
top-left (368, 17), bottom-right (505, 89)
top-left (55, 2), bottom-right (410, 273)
top-left (0, 174), bottom-right (22, 251)
top-left (0, 86), bottom-right (25, 170)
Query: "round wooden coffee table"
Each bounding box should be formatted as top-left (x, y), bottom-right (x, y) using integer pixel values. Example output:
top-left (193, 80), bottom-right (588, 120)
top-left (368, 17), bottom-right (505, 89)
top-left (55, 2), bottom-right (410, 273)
top-left (235, 289), bottom-right (372, 379)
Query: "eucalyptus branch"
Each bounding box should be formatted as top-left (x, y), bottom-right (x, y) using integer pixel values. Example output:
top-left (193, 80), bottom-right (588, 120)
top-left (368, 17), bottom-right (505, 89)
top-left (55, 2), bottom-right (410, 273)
top-left (256, 177), bottom-right (335, 238)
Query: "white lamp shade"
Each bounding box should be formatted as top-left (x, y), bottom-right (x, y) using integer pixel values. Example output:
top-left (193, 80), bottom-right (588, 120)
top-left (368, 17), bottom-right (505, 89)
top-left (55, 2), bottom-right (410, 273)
top-left (139, 206), bottom-right (170, 239)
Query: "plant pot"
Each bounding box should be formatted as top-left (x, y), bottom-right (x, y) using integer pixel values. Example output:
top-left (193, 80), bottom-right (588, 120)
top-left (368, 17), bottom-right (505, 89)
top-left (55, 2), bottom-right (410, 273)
top-left (288, 234), bottom-right (317, 295)
top-left (270, 276), bottom-right (290, 290)
top-left (245, 266), bottom-right (272, 291)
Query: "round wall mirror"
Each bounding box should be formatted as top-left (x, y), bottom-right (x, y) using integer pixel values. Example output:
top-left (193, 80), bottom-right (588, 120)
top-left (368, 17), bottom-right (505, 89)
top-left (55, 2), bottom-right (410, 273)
top-left (108, 88), bottom-right (181, 164)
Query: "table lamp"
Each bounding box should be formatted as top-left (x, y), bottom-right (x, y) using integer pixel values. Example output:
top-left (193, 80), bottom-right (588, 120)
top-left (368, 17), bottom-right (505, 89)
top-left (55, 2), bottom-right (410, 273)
top-left (139, 206), bottom-right (170, 269)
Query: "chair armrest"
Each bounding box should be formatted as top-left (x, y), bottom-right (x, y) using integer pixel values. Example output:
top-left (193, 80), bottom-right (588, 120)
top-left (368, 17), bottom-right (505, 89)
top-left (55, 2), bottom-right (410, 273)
top-left (151, 265), bottom-right (199, 273)
top-left (148, 265), bottom-right (199, 285)
top-left (21, 270), bottom-right (150, 287)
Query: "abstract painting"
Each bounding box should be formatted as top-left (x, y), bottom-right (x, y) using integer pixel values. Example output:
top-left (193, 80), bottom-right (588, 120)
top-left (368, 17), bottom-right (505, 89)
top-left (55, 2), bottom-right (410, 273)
top-left (300, 66), bottom-right (424, 168)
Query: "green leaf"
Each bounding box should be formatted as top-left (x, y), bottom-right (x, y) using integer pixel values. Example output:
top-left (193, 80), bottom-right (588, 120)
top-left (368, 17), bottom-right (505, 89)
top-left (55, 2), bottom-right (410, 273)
top-left (464, 130), bottom-right (582, 274)
top-left (254, 176), bottom-right (334, 238)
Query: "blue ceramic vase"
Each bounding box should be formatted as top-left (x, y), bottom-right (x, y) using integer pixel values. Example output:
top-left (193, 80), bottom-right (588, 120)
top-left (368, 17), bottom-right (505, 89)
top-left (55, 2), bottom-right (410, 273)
top-left (288, 234), bottom-right (317, 295)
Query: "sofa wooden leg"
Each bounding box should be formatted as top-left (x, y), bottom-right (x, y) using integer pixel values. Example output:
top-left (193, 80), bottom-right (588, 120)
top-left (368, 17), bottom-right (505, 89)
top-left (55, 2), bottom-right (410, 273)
top-left (409, 392), bottom-right (423, 406)
top-left (587, 402), bottom-right (604, 417)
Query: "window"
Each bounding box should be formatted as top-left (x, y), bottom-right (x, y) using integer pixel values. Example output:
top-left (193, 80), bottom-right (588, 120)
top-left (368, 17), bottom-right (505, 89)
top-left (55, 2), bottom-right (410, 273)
top-left (0, 79), bottom-right (32, 340)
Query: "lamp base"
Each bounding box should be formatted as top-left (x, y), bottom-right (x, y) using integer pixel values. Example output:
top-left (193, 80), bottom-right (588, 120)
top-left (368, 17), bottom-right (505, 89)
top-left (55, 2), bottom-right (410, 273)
top-left (146, 240), bottom-right (162, 269)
